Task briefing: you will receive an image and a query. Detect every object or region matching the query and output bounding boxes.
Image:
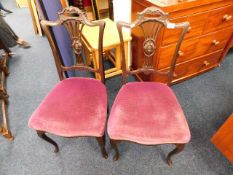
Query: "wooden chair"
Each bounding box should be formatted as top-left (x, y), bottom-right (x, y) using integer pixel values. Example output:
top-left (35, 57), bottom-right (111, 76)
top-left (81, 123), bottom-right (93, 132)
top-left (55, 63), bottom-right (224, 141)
top-left (28, 7), bottom-right (108, 158)
top-left (107, 7), bottom-right (191, 165)
top-left (82, 18), bottom-right (131, 79)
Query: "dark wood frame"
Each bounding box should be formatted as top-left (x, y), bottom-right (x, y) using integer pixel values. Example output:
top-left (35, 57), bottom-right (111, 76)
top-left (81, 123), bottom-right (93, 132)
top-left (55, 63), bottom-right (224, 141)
top-left (109, 7), bottom-right (190, 165)
top-left (0, 52), bottom-right (13, 140)
top-left (38, 6), bottom-right (107, 158)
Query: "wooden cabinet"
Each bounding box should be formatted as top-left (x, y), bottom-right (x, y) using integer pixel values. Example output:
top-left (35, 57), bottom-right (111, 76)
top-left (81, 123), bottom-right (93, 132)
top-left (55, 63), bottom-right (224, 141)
top-left (211, 113), bottom-right (233, 164)
top-left (132, 0), bottom-right (233, 84)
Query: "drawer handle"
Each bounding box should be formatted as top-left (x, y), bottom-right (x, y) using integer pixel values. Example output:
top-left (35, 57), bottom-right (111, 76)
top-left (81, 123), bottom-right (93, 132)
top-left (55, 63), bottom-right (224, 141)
top-left (187, 26), bottom-right (192, 33)
top-left (178, 51), bottom-right (184, 56)
top-left (203, 61), bottom-right (210, 66)
top-left (212, 40), bottom-right (220, 46)
top-left (223, 14), bottom-right (232, 21)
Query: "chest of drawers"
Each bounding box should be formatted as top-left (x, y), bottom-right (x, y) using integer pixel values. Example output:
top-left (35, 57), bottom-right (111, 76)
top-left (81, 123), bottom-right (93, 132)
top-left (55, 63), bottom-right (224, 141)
top-left (132, 0), bottom-right (233, 84)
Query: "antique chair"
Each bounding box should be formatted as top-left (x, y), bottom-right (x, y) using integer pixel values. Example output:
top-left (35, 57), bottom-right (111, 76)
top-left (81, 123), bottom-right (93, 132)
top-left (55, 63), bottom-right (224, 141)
top-left (107, 7), bottom-right (191, 165)
top-left (28, 7), bottom-right (108, 158)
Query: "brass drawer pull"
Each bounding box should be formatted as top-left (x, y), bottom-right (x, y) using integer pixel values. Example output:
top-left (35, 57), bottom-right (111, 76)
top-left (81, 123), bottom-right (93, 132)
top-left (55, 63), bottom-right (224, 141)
top-left (212, 40), bottom-right (220, 46)
top-left (223, 14), bottom-right (232, 21)
top-left (187, 26), bottom-right (192, 33)
top-left (178, 51), bottom-right (184, 56)
top-left (203, 61), bottom-right (210, 66)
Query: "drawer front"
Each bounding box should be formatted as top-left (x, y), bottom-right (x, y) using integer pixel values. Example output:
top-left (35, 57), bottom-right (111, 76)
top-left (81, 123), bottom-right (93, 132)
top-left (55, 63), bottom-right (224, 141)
top-left (162, 12), bottom-right (208, 46)
top-left (230, 34), bottom-right (233, 47)
top-left (158, 27), bottom-right (232, 69)
top-left (153, 50), bottom-right (222, 83)
top-left (204, 5), bottom-right (233, 34)
top-left (172, 51), bottom-right (222, 81)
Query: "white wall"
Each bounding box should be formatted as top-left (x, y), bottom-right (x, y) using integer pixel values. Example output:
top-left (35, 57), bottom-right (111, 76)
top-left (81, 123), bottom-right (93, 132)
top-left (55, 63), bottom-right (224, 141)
top-left (113, 0), bottom-right (131, 23)
top-left (113, 0), bottom-right (132, 66)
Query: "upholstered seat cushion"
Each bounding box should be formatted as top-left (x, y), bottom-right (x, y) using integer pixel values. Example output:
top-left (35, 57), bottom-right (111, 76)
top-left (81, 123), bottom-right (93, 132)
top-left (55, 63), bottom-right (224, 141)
top-left (107, 82), bottom-right (191, 145)
top-left (28, 77), bottom-right (107, 137)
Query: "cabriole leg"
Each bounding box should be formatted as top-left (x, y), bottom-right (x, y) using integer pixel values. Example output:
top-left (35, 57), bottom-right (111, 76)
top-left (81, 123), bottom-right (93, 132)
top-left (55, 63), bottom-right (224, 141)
top-left (167, 144), bottom-right (185, 166)
top-left (110, 139), bottom-right (119, 161)
top-left (96, 134), bottom-right (108, 159)
top-left (37, 131), bottom-right (59, 153)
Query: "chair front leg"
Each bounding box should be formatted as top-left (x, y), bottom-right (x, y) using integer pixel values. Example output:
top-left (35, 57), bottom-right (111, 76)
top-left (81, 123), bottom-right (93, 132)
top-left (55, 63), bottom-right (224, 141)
top-left (110, 139), bottom-right (119, 161)
top-left (96, 134), bottom-right (108, 159)
top-left (166, 144), bottom-right (185, 166)
top-left (37, 131), bottom-right (59, 153)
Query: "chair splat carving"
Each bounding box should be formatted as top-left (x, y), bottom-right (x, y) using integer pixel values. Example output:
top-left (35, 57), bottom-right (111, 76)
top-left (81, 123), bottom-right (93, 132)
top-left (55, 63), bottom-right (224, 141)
top-left (40, 6), bottom-right (105, 82)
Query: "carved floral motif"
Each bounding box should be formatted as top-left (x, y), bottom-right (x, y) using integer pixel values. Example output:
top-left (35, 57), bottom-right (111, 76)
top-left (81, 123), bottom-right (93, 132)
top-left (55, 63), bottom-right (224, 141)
top-left (71, 38), bottom-right (82, 55)
top-left (143, 39), bottom-right (156, 57)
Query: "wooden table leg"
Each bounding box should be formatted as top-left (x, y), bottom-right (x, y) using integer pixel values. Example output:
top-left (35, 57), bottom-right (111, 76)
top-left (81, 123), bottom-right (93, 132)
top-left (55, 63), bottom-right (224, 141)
top-left (124, 42), bottom-right (129, 70)
top-left (94, 50), bottom-right (101, 80)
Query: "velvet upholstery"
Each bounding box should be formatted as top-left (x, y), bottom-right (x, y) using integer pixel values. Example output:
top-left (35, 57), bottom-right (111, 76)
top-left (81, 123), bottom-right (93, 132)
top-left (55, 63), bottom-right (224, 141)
top-left (28, 78), bottom-right (107, 137)
top-left (107, 82), bottom-right (191, 145)
top-left (36, 0), bottom-right (75, 77)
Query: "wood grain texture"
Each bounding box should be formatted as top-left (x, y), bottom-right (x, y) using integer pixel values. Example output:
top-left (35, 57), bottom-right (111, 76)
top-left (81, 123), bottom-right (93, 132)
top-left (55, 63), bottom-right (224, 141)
top-left (158, 27), bottom-right (233, 69)
top-left (211, 113), bottom-right (233, 164)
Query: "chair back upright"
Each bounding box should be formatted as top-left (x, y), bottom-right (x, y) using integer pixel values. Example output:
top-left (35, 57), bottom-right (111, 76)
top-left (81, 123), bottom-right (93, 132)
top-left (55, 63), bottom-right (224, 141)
top-left (117, 7), bottom-right (189, 85)
top-left (41, 6), bottom-right (106, 83)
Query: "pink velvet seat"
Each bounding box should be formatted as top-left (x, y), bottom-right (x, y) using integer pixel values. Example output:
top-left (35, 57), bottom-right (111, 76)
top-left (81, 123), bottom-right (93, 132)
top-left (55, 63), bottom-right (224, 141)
top-left (107, 82), bottom-right (191, 145)
top-left (29, 77), bottom-right (107, 137)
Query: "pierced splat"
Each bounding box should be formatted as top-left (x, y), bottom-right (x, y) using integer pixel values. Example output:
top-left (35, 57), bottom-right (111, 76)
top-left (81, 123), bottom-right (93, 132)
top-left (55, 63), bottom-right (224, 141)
top-left (63, 20), bottom-right (84, 64)
top-left (117, 6), bottom-right (189, 84)
top-left (57, 7), bottom-right (87, 65)
top-left (139, 21), bottom-right (163, 69)
top-left (40, 6), bottom-right (106, 82)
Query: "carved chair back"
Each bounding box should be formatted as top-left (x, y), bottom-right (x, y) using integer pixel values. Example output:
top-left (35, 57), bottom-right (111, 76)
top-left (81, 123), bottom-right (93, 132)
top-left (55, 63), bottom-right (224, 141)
top-left (117, 7), bottom-right (189, 85)
top-left (41, 6), bottom-right (106, 83)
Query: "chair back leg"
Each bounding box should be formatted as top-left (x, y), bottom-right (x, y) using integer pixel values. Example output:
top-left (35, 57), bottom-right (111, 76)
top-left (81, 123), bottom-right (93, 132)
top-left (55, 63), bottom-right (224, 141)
top-left (110, 139), bottom-right (119, 161)
top-left (96, 134), bottom-right (108, 159)
top-left (167, 144), bottom-right (185, 166)
top-left (37, 131), bottom-right (59, 153)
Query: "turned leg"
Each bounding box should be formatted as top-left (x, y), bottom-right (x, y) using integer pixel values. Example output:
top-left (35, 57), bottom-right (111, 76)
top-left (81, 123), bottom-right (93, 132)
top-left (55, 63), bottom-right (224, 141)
top-left (96, 134), bottom-right (108, 159)
top-left (167, 144), bottom-right (185, 166)
top-left (36, 131), bottom-right (59, 153)
top-left (110, 139), bottom-right (119, 161)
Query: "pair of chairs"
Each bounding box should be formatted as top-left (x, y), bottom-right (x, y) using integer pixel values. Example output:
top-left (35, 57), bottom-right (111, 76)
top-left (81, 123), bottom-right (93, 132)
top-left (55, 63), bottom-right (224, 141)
top-left (28, 6), bottom-right (191, 165)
